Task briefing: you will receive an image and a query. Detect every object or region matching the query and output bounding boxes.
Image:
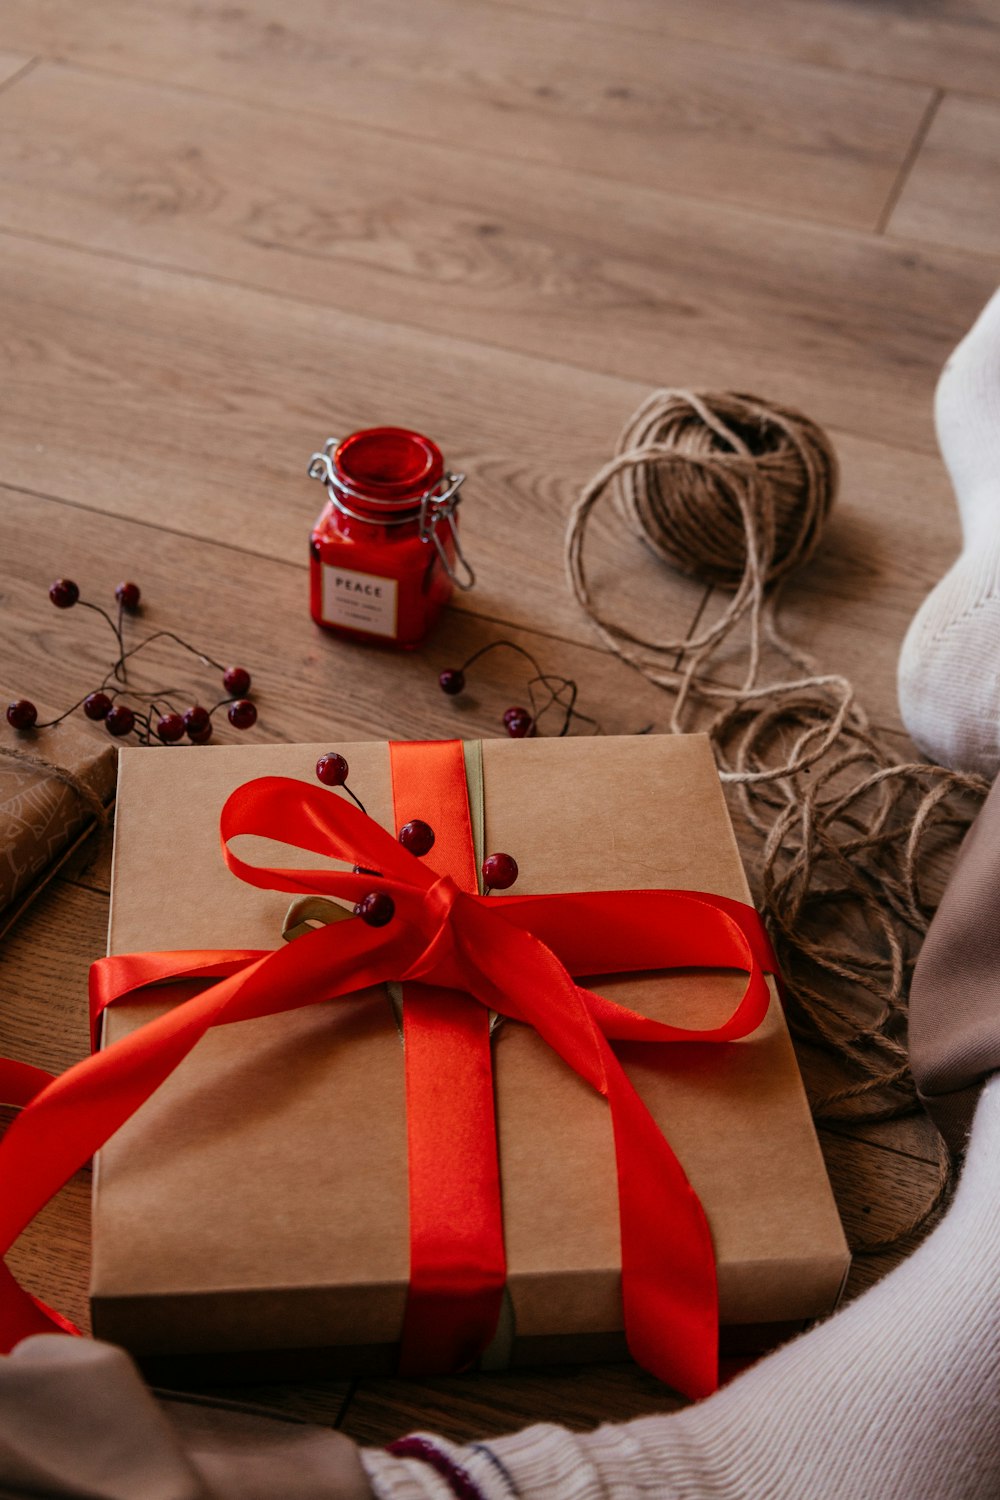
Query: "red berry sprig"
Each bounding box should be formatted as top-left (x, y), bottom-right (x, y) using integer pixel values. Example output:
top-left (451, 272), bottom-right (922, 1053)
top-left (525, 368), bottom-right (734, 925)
top-left (315, 752), bottom-right (367, 813)
top-left (482, 851), bottom-right (518, 892)
top-left (313, 750), bottom-right (521, 921)
top-left (437, 641), bottom-right (601, 739)
top-left (4, 578), bottom-right (259, 746)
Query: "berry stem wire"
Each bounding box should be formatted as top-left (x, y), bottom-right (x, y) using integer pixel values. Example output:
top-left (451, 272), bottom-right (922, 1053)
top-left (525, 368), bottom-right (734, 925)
top-left (33, 688), bottom-right (106, 731)
top-left (112, 630), bottom-right (228, 677)
top-left (458, 638), bottom-right (603, 736)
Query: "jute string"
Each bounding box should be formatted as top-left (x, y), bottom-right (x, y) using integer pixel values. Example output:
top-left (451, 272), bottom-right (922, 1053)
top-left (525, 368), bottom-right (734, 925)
top-left (567, 390), bottom-right (987, 1251)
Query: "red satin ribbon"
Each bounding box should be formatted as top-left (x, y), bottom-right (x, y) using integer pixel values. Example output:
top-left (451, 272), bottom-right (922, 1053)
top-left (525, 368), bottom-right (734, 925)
top-left (390, 740), bottom-right (506, 1374)
top-left (0, 745), bottom-right (776, 1398)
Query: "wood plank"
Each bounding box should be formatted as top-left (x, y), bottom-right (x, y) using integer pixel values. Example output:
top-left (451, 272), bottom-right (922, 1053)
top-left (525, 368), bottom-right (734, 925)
top-left (0, 232), bottom-right (704, 653)
top-left (0, 877), bottom-right (103, 1335)
top-left (343, 1362), bottom-right (687, 1444)
top-left (819, 1130), bottom-right (947, 1295)
top-left (0, 233), bottom-right (970, 741)
top-left (490, 0), bottom-right (1000, 101)
top-left (890, 94), bottom-right (1000, 256)
top-left (0, 879), bottom-right (100, 1077)
top-left (0, 70), bottom-right (996, 455)
top-left (0, 486), bottom-right (682, 768)
top-left (0, 6), bottom-right (932, 229)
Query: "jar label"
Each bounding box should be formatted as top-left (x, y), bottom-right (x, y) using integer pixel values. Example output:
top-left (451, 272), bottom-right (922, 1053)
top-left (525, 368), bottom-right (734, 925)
top-left (321, 563), bottom-right (398, 638)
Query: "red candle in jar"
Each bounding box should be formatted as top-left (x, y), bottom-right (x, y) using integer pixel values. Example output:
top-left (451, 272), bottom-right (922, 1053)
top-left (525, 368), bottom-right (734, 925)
top-left (308, 427), bottom-right (474, 649)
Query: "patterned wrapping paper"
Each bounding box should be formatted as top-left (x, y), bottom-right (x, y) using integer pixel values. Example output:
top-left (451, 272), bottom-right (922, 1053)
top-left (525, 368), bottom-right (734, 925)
top-left (0, 718), bottom-right (117, 929)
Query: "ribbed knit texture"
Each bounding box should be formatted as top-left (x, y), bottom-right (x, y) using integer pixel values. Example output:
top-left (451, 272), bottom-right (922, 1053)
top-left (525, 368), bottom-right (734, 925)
top-left (899, 287), bottom-right (1000, 775)
top-left (363, 1074), bottom-right (1000, 1500)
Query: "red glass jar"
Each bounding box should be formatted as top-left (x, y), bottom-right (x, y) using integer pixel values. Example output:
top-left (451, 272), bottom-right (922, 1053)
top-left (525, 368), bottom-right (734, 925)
top-left (308, 427), bottom-right (474, 649)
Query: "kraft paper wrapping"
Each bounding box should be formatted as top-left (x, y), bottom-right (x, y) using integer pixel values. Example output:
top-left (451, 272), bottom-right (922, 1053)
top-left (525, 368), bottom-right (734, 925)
top-left (0, 719), bottom-right (116, 933)
top-left (91, 735), bottom-right (849, 1373)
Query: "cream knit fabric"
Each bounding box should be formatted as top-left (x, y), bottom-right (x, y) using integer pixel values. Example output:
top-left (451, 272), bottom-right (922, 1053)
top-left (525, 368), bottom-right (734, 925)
top-left (899, 287), bottom-right (1000, 774)
top-left (364, 1073), bottom-right (1000, 1500)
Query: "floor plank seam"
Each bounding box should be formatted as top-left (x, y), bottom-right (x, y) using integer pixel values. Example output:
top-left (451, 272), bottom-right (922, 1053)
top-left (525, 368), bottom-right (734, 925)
top-left (490, 0), bottom-right (1000, 101)
top-left (0, 55), bottom-right (40, 100)
top-left (0, 224), bottom-right (948, 462)
top-left (62, 877), bottom-right (112, 899)
top-left (882, 225), bottom-right (1000, 266)
top-left (4, 56), bottom-right (953, 244)
top-left (334, 1378), bottom-right (360, 1430)
top-left (0, 482), bottom-right (945, 727)
top-left (0, 481), bottom-right (650, 669)
top-left (817, 1121), bottom-right (941, 1169)
top-left (875, 88), bottom-right (944, 236)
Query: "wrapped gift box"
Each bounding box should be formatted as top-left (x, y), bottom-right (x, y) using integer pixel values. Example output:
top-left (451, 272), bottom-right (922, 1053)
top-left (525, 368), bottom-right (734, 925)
top-left (0, 719), bottom-right (116, 937)
top-left (91, 734), bottom-right (848, 1378)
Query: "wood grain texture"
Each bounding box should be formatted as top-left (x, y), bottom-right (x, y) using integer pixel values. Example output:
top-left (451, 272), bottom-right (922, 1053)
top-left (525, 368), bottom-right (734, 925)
top-left (0, 231), bottom-right (706, 652)
top-left (0, 487), bottom-right (679, 759)
top-left (491, 0), bottom-right (1000, 101)
top-left (343, 1362), bottom-right (687, 1445)
top-left (0, 68), bottom-right (995, 456)
top-left (890, 93), bottom-right (1000, 256)
top-left (0, 4), bottom-right (932, 229)
top-left (0, 230), bottom-right (969, 708)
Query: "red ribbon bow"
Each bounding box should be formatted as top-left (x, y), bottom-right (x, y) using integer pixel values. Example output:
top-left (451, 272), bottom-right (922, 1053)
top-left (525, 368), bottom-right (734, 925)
top-left (0, 758), bottom-right (775, 1399)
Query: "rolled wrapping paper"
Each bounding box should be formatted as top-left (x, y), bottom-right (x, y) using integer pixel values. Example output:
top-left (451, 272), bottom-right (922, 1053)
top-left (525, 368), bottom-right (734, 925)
top-left (0, 718), bottom-right (116, 930)
top-left (910, 771), bottom-right (1000, 1152)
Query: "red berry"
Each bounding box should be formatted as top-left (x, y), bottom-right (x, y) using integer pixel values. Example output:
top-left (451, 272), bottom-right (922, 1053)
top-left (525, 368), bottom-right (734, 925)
top-left (482, 852), bottom-right (518, 890)
top-left (6, 698), bottom-right (37, 730)
top-left (504, 708), bottom-right (534, 739)
top-left (223, 665), bottom-right (251, 697)
top-left (49, 578), bottom-right (79, 609)
top-left (183, 705), bottom-right (211, 739)
top-left (105, 704), bottom-right (135, 737)
top-left (83, 691), bottom-right (113, 721)
top-left (189, 719), bottom-right (214, 744)
top-left (114, 581), bottom-right (141, 611)
top-left (354, 891), bottom-right (395, 927)
top-left (316, 752), bottom-right (349, 787)
top-left (156, 712), bottom-right (185, 743)
top-left (398, 819), bottom-right (435, 856)
top-left (227, 698), bottom-right (257, 730)
top-left (439, 668), bottom-right (465, 695)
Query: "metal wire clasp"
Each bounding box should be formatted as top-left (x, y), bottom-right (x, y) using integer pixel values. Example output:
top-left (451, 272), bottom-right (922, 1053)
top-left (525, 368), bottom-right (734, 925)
top-left (417, 472), bottom-right (476, 591)
top-left (308, 438), bottom-right (475, 591)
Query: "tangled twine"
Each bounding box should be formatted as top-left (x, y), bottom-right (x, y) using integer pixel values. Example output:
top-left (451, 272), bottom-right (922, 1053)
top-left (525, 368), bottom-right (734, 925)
top-left (567, 390), bottom-right (987, 1252)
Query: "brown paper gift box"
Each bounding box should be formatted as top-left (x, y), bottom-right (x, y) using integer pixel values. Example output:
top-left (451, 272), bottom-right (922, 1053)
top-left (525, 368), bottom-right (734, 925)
top-left (91, 734), bottom-right (849, 1379)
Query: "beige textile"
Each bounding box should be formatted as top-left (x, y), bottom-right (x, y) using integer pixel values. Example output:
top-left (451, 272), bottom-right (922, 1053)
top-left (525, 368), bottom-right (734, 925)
top-left (0, 1336), bottom-right (371, 1500)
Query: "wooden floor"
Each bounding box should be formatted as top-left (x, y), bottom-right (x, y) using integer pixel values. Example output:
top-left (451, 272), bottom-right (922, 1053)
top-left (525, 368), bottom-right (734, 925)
top-left (1, 0), bottom-right (999, 1447)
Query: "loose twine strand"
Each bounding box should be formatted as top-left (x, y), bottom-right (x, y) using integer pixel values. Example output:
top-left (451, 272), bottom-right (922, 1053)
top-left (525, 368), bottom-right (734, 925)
top-left (566, 390), bottom-right (987, 1252)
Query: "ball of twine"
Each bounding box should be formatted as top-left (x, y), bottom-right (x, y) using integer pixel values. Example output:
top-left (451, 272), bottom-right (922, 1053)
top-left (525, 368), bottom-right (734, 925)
top-left (615, 388), bottom-right (838, 591)
top-left (566, 387), bottom-right (987, 1255)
